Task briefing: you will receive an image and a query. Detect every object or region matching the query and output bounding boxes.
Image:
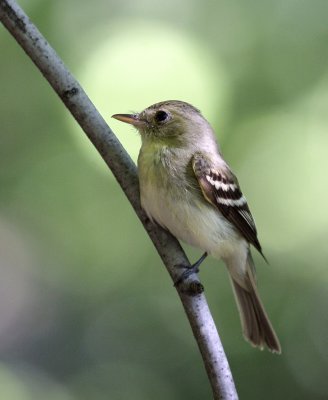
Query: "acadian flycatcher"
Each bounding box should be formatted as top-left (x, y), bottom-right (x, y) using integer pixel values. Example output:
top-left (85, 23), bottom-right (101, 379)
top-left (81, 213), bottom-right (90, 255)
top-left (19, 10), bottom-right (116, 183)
top-left (112, 100), bottom-right (281, 353)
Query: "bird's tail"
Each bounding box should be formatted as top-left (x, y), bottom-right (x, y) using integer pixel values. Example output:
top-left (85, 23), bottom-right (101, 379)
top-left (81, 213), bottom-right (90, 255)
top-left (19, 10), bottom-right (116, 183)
top-left (230, 254), bottom-right (281, 353)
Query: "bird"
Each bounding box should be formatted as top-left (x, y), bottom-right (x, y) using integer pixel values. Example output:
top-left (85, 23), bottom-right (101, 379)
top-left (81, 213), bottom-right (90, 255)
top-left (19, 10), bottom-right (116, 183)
top-left (112, 100), bottom-right (281, 353)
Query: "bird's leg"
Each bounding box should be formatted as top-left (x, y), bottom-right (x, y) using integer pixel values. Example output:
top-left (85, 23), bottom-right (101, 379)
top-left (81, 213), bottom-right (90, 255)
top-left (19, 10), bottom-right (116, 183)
top-left (174, 252), bottom-right (208, 286)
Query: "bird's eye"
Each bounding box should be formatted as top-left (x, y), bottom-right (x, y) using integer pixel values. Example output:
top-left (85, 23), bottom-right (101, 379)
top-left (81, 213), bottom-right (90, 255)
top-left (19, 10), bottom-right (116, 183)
top-left (154, 110), bottom-right (169, 123)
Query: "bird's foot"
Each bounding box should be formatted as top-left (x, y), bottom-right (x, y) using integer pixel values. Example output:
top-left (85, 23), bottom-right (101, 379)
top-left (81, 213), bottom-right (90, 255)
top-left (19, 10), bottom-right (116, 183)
top-left (174, 252), bottom-right (208, 287)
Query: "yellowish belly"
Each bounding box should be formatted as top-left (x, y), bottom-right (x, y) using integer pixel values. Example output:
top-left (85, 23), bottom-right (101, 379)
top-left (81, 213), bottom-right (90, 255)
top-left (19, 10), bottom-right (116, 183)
top-left (140, 184), bottom-right (241, 260)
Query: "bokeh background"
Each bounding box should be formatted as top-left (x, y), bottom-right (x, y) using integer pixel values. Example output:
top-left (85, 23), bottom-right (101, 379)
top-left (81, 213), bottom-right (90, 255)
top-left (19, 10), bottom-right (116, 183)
top-left (1, 0), bottom-right (328, 398)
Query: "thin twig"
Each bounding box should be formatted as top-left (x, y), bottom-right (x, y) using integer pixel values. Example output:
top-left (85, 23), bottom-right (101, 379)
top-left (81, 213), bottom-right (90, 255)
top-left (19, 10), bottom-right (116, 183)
top-left (0, 1), bottom-right (238, 398)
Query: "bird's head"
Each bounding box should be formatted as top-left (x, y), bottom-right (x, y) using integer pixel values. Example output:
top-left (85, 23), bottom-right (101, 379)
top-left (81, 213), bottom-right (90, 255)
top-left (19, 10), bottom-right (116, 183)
top-left (112, 100), bottom-right (216, 147)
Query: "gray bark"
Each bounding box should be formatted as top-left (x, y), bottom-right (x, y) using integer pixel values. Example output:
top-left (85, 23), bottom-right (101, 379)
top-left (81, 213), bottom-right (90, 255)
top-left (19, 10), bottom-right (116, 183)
top-left (0, 1), bottom-right (238, 398)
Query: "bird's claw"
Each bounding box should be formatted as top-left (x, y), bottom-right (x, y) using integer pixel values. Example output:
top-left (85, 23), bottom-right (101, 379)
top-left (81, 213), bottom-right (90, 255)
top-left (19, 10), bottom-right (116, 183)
top-left (174, 265), bottom-right (200, 287)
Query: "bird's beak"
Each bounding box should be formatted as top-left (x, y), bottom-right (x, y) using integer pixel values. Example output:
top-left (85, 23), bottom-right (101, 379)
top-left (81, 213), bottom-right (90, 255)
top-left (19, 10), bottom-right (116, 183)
top-left (111, 113), bottom-right (145, 126)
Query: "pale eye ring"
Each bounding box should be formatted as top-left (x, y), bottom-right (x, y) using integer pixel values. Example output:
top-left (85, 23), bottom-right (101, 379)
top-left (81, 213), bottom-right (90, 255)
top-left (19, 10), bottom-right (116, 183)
top-left (154, 110), bottom-right (170, 123)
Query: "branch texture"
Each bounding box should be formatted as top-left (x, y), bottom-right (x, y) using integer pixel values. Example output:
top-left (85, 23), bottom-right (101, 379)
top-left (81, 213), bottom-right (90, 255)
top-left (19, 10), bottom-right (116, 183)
top-left (0, 1), bottom-right (238, 398)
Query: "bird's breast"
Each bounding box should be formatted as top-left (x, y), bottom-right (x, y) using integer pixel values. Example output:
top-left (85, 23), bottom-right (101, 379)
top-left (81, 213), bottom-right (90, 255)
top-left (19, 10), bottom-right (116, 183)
top-left (138, 145), bottom-right (195, 227)
top-left (138, 146), bottom-right (240, 257)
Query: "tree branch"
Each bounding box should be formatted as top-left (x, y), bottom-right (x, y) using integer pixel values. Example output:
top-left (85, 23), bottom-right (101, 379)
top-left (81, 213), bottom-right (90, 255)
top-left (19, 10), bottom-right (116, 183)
top-left (0, 1), bottom-right (238, 398)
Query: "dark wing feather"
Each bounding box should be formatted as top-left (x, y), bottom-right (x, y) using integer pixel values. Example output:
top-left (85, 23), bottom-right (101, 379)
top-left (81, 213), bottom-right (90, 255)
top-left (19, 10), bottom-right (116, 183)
top-left (192, 152), bottom-right (265, 257)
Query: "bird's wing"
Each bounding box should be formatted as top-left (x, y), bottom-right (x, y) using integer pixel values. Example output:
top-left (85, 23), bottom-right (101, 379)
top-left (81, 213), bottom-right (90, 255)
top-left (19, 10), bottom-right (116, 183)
top-left (192, 152), bottom-right (264, 257)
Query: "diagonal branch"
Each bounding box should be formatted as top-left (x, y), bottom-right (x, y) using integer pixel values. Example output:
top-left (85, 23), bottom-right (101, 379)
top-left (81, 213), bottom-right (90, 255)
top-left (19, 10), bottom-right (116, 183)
top-left (0, 1), bottom-right (238, 398)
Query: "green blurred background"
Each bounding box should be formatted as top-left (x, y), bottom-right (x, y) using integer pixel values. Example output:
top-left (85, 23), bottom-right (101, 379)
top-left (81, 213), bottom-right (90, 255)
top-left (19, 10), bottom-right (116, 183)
top-left (1, 0), bottom-right (328, 398)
